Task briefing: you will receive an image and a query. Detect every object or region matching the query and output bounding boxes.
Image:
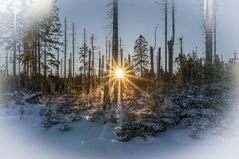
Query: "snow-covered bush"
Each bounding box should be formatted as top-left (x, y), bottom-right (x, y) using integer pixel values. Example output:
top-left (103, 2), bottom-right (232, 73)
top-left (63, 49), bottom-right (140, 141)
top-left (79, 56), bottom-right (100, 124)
top-left (41, 108), bottom-right (61, 128)
top-left (115, 109), bottom-right (166, 142)
top-left (84, 107), bottom-right (105, 122)
top-left (57, 115), bottom-right (72, 131)
top-left (115, 82), bottom-right (232, 141)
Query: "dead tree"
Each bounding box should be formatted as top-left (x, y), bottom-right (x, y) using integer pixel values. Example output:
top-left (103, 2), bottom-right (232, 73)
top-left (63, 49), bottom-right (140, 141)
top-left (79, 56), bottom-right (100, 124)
top-left (168, 0), bottom-right (175, 81)
top-left (43, 43), bottom-right (47, 78)
top-left (164, 0), bottom-right (168, 78)
top-left (150, 46), bottom-right (155, 77)
top-left (61, 59), bottom-right (63, 77)
top-left (106, 36), bottom-right (108, 63)
top-left (204, 0), bottom-right (213, 66)
top-left (213, 0), bottom-right (217, 80)
top-left (103, 36), bottom-right (110, 107)
top-left (149, 24), bottom-right (158, 79)
top-left (72, 23), bottom-right (75, 78)
top-left (103, 62), bottom-right (110, 109)
top-left (109, 40), bottom-right (111, 66)
top-left (37, 21), bottom-right (41, 75)
top-left (57, 49), bottom-right (60, 77)
top-left (102, 55), bottom-right (105, 77)
top-left (157, 47), bottom-right (161, 82)
top-left (108, 40), bottom-right (111, 89)
top-left (119, 38), bottom-right (123, 68)
top-left (32, 25), bottom-right (37, 78)
top-left (64, 18), bottom-right (67, 78)
top-left (179, 37), bottom-right (184, 83)
top-left (83, 28), bottom-right (87, 77)
top-left (120, 48), bottom-right (123, 101)
top-left (68, 52), bottom-right (72, 77)
top-left (98, 51), bottom-right (101, 86)
top-left (112, 0), bottom-right (119, 102)
top-left (87, 49), bottom-right (91, 94)
top-left (90, 34), bottom-right (96, 88)
top-left (6, 51), bottom-right (9, 78)
top-left (103, 37), bottom-right (110, 107)
top-left (13, 11), bottom-right (17, 79)
top-left (213, 0), bottom-right (216, 60)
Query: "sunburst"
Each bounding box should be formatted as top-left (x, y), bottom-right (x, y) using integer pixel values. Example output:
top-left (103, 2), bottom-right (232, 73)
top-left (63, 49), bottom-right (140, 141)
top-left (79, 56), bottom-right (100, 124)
top-left (102, 59), bottom-right (150, 102)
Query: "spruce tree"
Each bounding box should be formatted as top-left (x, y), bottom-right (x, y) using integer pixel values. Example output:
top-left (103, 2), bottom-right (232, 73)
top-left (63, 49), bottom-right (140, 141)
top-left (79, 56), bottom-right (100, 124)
top-left (79, 28), bottom-right (89, 90)
top-left (40, 1), bottom-right (63, 78)
top-left (133, 35), bottom-right (149, 77)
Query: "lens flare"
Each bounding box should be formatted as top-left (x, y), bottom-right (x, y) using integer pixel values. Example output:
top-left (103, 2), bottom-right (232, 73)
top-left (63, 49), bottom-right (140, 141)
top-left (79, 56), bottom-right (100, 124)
top-left (115, 69), bottom-right (124, 78)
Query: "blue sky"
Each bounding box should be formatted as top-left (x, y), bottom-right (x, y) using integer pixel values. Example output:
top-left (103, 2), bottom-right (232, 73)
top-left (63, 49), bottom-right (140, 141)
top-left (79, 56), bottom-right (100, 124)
top-left (0, 0), bottom-right (238, 72)
top-left (57, 0), bottom-right (239, 65)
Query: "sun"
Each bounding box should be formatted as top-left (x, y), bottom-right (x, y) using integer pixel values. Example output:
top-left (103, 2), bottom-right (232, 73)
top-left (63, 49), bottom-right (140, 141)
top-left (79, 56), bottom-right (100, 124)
top-left (115, 69), bottom-right (124, 78)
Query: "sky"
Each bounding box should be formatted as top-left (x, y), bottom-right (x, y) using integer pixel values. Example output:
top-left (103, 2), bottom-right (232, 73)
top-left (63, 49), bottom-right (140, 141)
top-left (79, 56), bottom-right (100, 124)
top-left (56, 0), bottom-right (239, 64)
top-left (0, 0), bottom-right (239, 72)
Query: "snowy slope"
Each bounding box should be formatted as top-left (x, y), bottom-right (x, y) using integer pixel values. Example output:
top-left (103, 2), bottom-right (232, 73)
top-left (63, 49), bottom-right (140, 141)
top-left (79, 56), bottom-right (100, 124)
top-left (1, 98), bottom-right (239, 159)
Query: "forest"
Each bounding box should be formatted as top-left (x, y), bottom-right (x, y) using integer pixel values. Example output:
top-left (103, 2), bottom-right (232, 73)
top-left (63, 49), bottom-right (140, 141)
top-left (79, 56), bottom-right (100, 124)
top-left (0, 0), bottom-right (239, 156)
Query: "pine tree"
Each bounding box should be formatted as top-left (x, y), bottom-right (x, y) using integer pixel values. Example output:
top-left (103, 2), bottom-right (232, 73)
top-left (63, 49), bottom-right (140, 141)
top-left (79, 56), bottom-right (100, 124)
top-left (79, 28), bottom-right (89, 82)
top-left (133, 35), bottom-right (149, 77)
top-left (40, 1), bottom-right (63, 78)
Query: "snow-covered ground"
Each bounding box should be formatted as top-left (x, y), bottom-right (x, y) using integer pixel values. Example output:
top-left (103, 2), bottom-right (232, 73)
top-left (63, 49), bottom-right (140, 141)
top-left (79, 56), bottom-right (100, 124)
top-left (0, 97), bottom-right (239, 159)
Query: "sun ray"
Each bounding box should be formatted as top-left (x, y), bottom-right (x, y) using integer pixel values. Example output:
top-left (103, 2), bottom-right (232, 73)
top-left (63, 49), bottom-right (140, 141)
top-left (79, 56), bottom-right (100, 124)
top-left (124, 78), bottom-right (149, 97)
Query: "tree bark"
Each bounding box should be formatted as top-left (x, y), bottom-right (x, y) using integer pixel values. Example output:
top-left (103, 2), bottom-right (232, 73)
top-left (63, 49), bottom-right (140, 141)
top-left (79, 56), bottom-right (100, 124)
top-left (112, 0), bottom-right (119, 103)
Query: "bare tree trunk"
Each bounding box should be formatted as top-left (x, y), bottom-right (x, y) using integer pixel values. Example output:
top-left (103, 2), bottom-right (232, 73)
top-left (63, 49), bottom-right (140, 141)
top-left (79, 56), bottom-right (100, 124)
top-left (44, 44), bottom-right (47, 78)
top-left (157, 47), bottom-right (161, 82)
top-left (213, 0), bottom-right (216, 80)
top-left (112, 0), bottom-right (119, 102)
top-left (106, 36), bottom-right (108, 63)
top-left (179, 37), bottom-right (184, 83)
top-left (102, 55), bottom-right (105, 77)
top-left (64, 18), bottom-right (67, 78)
top-left (34, 24), bottom-right (38, 77)
top-left (37, 22), bottom-right (40, 75)
top-left (13, 11), bottom-right (17, 79)
top-left (204, 0), bottom-right (213, 80)
top-left (168, 0), bottom-right (175, 81)
top-left (108, 40), bottom-right (111, 92)
top-left (57, 49), bottom-right (60, 77)
top-left (103, 62), bottom-right (110, 109)
top-left (91, 34), bottom-right (95, 88)
top-left (69, 52), bottom-right (72, 77)
top-left (6, 51), bottom-right (9, 78)
top-left (109, 40), bottom-right (111, 66)
top-left (32, 25), bottom-right (36, 77)
top-left (18, 35), bottom-right (21, 89)
top-left (72, 23), bottom-right (75, 78)
top-left (61, 59), bottom-right (63, 77)
top-left (98, 51), bottom-right (101, 86)
top-left (87, 50), bottom-right (91, 94)
top-left (120, 48), bottom-right (123, 101)
top-left (83, 28), bottom-right (87, 78)
top-left (140, 50), bottom-right (143, 77)
top-left (103, 36), bottom-right (110, 108)
top-left (213, 0), bottom-right (216, 60)
top-left (150, 46), bottom-right (155, 77)
top-left (164, 0), bottom-right (168, 79)
top-left (128, 54), bottom-right (131, 66)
